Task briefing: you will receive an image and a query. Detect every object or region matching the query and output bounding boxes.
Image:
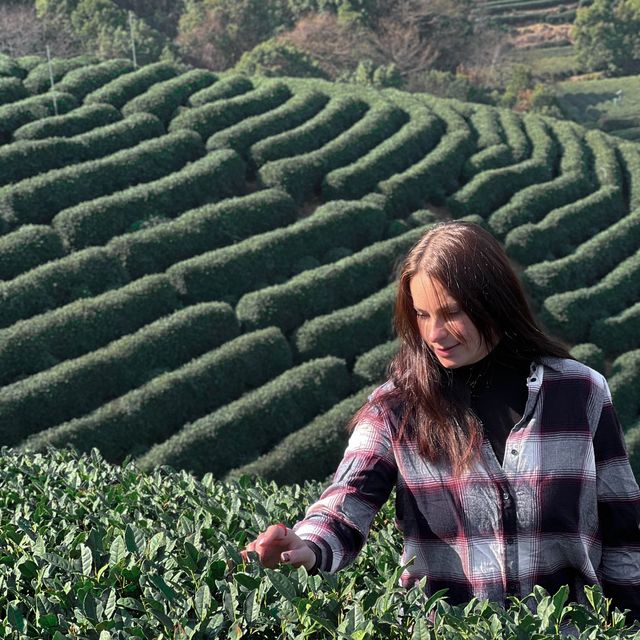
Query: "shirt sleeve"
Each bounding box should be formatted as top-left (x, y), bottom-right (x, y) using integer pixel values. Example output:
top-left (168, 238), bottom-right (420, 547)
top-left (593, 378), bottom-right (640, 623)
top-left (293, 404), bottom-right (398, 573)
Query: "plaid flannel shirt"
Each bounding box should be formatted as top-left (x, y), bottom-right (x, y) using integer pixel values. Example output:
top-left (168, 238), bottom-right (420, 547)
top-left (294, 357), bottom-right (640, 619)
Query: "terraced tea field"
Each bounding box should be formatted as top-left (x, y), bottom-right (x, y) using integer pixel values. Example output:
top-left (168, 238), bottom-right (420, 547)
top-left (0, 55), bottom-right (639, 483)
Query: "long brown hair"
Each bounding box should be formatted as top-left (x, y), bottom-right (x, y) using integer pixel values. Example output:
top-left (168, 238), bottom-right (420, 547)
top-left (352, 221), bottom-right (572, 474)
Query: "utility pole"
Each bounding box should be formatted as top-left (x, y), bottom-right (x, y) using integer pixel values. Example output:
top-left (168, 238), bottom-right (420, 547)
top-left (46, 44), bottom-right (58, 116)
top-left (128, 10), bottom-right (137, 69)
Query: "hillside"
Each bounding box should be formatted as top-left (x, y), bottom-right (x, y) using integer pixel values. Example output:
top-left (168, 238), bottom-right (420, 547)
top-left (0, 55), bottom-right (638, 483)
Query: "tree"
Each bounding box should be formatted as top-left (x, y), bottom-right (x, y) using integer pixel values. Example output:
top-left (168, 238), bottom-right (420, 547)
top-left (234, 39), bottom-right (328, 78)
top-left (573, 0), bottom-right (640, 75)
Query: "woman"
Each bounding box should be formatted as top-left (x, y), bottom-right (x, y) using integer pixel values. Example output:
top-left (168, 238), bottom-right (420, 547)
top-left (241, 221), bottom-right (640, 621)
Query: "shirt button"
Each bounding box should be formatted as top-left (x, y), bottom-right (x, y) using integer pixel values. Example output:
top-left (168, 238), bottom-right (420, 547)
top-left (511, 449), bottom-right (518, 456)
top-left (502, 492), bottom-right (511, 502)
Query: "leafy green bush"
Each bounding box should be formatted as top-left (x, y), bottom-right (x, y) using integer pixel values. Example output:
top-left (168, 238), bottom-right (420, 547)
top-left (167, 199), bottom-right (387, 305)
top-left (138, 356), bottom-right (352, 477)
top-left (107, 189), bottom-right (296, 279)
top-left (12, 102), bottom-right (121, 140)
top-left (23, 327), bottom-right (293, 463)
top-left (188, 74), bottom-right (254, 107)
top-left (122, 69), bottom-right (218, 125)
top-left (0, 91), bottom-right (78, 142)
top-left (54, 58), bottom-right (134, 100)
top-left (0, 52), bottom-right (24, 78)
top-left (0, 225), bottom-right (65, 281)
top-left (169, 81), bottom-right (291, 140)
top-left (353, 338), bottom-right (399, 388)
top-left (0, 247), bottom-right (128, 329)
top-left (0, 77), bottom-right (28, 105)
top-left (619, 143), bottom-right (640, 210)
top-left (22, 55), bottom-right (98, 94)
top-left (569, 343), bottom-right (606, 375)
top-left (0, 448), bottom-right (635, 638)
top-left (52, 148), bottom-right (245, 249)
top-left (258, 102), bottom-right (408, 203)
top-left (249, 95), bottom-right (368, 167)
top-left (500, 109), bottom-right (530, 162)
top-left (0, 302), bottom-right (239, 445)
top-left (591, 302), bottom-right (640, 356)
top-left (0, 130), bottom-right (204, 227)
top-left (608, 349), bottom-right (640, 428)
top-left (0, 274), bottom-right (181, 386)
top-left (83, 61), bottom-right (179, 108)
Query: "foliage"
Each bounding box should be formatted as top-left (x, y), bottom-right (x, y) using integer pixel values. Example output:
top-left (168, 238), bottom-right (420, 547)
top-left (411, 69), bottom-right (493, 104)
top-left (234, 39), bottom-right (328, 79)
top-left (0, 447), bottom-right (637, 638)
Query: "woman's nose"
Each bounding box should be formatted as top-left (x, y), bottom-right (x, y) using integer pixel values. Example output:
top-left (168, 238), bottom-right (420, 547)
top-left (428, 319), bottom-right (449, 343)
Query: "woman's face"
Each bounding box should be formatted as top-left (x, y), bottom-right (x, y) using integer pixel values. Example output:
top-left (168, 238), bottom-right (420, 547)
top-left (409, 273), bottom-right (492, 368)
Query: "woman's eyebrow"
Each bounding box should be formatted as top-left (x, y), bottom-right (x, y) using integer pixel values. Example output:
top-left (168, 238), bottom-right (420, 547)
top-left (413, 304), bottom-right (458, 314)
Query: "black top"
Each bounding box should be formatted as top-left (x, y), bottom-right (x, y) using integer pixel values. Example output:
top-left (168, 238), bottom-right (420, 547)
top-left (446, 340), bottom-right (531, 465)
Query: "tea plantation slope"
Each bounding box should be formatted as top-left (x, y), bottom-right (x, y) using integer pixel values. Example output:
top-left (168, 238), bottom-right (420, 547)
top-left (0, 56), bottom-right (638, 484)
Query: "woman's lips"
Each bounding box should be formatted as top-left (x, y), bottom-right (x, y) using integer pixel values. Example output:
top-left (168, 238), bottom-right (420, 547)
top-left (435, 344), bottom-right (459, 356)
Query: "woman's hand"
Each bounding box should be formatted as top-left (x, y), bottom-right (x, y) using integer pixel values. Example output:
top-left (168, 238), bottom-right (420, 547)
top-left (240, 524), bottom-right (317, 570)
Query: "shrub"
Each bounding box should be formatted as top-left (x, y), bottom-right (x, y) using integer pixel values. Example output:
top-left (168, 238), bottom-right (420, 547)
top-left (235, 224), bottom-right (431, 333)
top-left (447, 115), bottom-right (556, 219)
top-left (249, 95), bottom-right (368, 167)
top-left (168, 81), bottom-right (291, 140)
top-left (522, 208), bottom-right (640, 304)
top-left (0, 92), bottom-right (78, 142)
top-left (468, 106), bottom-right (504, 150)
top-left (618, 143), bottom-right (640, 210)
top-left (0, 225), bottom-right (65, 281)
top-left (122, 69), bottom-right (218, 125)
top-left (585, 129), bottom-right (622, 186)
top-left (591, 301), bottom-right (640, 356)
top-left (0, 248), bottom-right (128, 329)
top-left (0, 129), bottom-right (204, 227)
top-left (12, 103), bottom-right (121, 140)
top-left (540, 249), bottom-right (640, 342)
top-left (22, 55), bottom-right (98, 94)
top-left (626, 423), bottom-right (640, 479)
top-left (0, 53), bottom-right (24, 78)
top-left (137, 356), bottom-right (351, 478)
top-left (227, 388), bottom-right (371, 484)
top-left (55, 58), bottom-right (134, 100)
top-left (0, 274), bottom-right (182, 386)
top-left (206, 90), bottom-right (329, 164)
top-left (53, 148), bottom-right (244, 249)
top-left (234, 39), bottom-right (328, 79)
top-left (188, 74), bottom-right (254, 107)
top-left (608, 349), bottom-right (640, 428)
top-left (23, 327), bottom-right (292, 463)
top-left (168, 199), bottom-right (387, 305)
top-left (107, 189), bottom-right (296, 278)
top-left (0, 77), bottom-right (27, 105)
top-left (258, 102), bottom-right (409, 203)
top-left (84, 61), bottom-right (179, 109)
top-left (353, 339), bottom-right (399, 388)
top-left (569, 343), bottom-right (605, 375)
top-left (0, 302), bottom-right (239, 445)
top-left (463, 144), bottom-right (514, 180)
top-left (504, 185), bottom-right (625, 265)
top-left (322, 105), bottom-right (444, 201)
top-left (294, 282), bottom-right (397, 363)
top-left (500, 109), bottom-right (530, 162)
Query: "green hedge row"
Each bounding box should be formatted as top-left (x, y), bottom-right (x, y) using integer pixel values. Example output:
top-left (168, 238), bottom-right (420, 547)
top-left (619, 142), bottom-right (640, 211)
top-left (353, 339), bottom-right (399, 388)
top-left (0, 129), bottom-right (204, 227)
top-left (523, 208), bottom-right (640, 304)
top-left (137, 355), bottom-right (351, 478)
top-left (0, 225), bottom-right (65, 281)
top-left (568, 343), bottom-right (605, 375)
top-left (294, 281), bottom-right (396, 363)
top-left (0, 302), bottom-right (238, 445)
top-left (84, 61), bottom-right (179, 109)
top-left (503, 185), bottom-right (625, 265)
top-left (107, 189), bottom-right (296, 279)
top-left (22, 327), bottom-right (292, 463)
top-left (206, 90), bottom-right (329, 162)
top-left (12, 102), bottom-right (122, 140)
top-left (169, 81), bottom-right (291, 140)
top-left (0, 77), bottom-right (27, 105)
top-left (189, 74), bottom-right (254, 107)
top-left (485, 0), bottom-right (571, 13)
top-left (227, 388), bottom-right (370, 484)
top-left (378, 128), bottom-right (474, 214)
top-left (500, 110), bottom-right (530, 162)
top-left (0, 274), bottom-right (181, 386)
top-left (488, 121), bottom-right (591, 239)
top-left (0, 91), bottom-right (78, 142)
top-left (540, 248), bottom-right (640, 342)
top-left (608, 349), bottom-right (640, 428)
top-left (235, 224), bottom-right (430, 333)
top-left (591, 301), bottom-right (640, 356)
top-left (55, 58), bottom-right (134, 100)
top-left (0, 247), bottom-right (128, 329)
top-left (627, 422), bottom-right (640, 479)
top-left (15, 55), bottom-right (44, 73)
top-left (322, 105), bottom-right (444, 201)
top-left (447, 115), bottom-right (556, 218)
top-left (249, 96), bottom-right (369, 168)
top-left (0, 112), bottom-right (162, 187)
top-left (469, 105), bottom-right (504, 149)
top-left (52, 148), bottom-right (244, 249)
top-left (585, 129), bottom-right (622, 187)
top-left (462, 144), bottom-right (514, 180)
top-left (0, 53), bottom-right (24, 79)
top-left (167, 199), bottom-right (387, 305)
top-left (122, 69), bottom-right (218, 125)
top-left (22, 55), bottom-right (97, 94)
top-left (258, 102), bottom-right (409, 203)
